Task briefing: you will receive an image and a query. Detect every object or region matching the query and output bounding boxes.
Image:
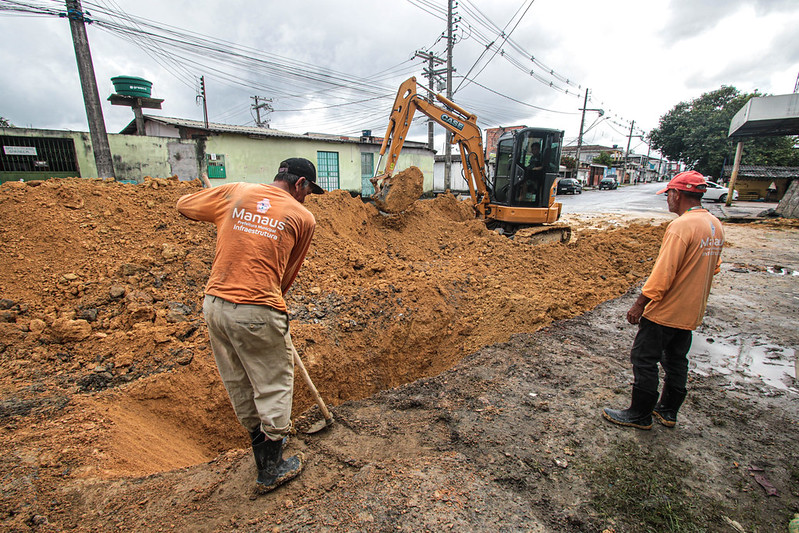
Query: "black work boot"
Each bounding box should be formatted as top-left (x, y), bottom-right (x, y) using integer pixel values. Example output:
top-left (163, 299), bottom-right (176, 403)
top-left (603, 387), bottom-right (658, 430)
top-left (252, 437), bottom-right (303, 494)
top-left (653, 386), bottom-right (687, 428)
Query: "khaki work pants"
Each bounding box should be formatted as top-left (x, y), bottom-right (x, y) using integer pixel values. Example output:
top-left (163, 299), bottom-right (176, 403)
top-left (203, 294), bottom-right (295, 441)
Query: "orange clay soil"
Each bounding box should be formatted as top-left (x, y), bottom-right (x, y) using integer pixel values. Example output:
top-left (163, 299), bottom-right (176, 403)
top-left (372, 166), bottom-right (424, 214)
top-left (0, 176), bottom-right (663, 481)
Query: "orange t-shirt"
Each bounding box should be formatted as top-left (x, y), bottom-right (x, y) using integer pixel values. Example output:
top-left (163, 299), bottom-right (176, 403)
top-left (641, 208), bottom-right (724, 330)
top-left (176, 182), bottom-right (316, 311)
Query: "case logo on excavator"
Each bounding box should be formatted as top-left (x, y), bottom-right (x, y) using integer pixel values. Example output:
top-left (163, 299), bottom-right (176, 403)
top-left (440, 113), bottom-right (465, 131)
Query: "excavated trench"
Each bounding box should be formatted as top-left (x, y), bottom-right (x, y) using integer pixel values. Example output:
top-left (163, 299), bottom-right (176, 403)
top-left (0, 177), bottom-right (666, 478)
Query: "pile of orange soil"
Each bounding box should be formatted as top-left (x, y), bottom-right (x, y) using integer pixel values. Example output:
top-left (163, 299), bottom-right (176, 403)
top-left (0, 176), bottom-right (664, 478)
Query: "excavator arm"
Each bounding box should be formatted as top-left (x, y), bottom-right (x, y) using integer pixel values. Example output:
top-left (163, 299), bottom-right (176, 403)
top-left (372, 77), bottom-right (491, 217)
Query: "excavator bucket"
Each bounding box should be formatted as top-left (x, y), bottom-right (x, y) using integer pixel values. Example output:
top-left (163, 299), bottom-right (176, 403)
top-left (370, 166), bottom-right (424, 214)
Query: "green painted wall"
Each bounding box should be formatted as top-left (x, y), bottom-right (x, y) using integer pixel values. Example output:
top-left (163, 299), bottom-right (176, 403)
top-left (203, 135), bottom-right (433, 193)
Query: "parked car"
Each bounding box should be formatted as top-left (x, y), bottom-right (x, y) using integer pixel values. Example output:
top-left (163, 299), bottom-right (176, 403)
top-left (599, 177), bottom-right (618, 190)
top-left (557, 178), bottom-right (582, 195)
top-left (702, 181), bottom-right (739, 203)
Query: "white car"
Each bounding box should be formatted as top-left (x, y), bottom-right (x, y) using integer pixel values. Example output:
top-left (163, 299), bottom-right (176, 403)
top-left (702, 181), bottom-right (739, 203)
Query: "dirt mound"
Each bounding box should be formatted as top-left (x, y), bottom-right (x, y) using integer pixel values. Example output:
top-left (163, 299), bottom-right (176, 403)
top-left (372, 166), bottom-right (424, 213)
top-left (0, 177), bottom-right (671, 530)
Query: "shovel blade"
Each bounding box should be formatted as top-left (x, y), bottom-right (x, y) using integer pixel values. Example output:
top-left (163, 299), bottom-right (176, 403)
top-left (298, 416), bottom-right (334, 434)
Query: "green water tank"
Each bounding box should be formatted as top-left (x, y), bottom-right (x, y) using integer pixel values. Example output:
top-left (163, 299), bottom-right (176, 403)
top-left (111, 76), bottom-right (153, 98)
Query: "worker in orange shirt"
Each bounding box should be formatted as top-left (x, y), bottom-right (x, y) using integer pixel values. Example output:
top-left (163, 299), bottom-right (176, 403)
top-left (603, 171), bottom-right (724, 430)
top-left (177, 158), bottom-right (324, 492)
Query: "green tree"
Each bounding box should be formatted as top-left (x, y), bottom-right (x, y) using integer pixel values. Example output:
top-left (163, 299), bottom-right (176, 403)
top-left (592, 151), bottom-right (614, 167)
top-left (0, 116), bottom-right (11, 127)
top-left (649, 87), bottom-right (799, 177)
top-left (560, 155), bottom-right (576, 170)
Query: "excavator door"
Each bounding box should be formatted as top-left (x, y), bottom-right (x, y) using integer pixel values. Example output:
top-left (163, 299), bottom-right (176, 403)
top-left (492, 127), bottom-right (563, 209)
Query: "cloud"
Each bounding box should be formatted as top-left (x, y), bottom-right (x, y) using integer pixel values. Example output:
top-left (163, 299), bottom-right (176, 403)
top-left (659, 0), bottom-right (797, 40)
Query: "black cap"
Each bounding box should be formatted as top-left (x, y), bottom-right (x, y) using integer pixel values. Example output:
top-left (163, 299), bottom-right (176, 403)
top-left (278, 158), bottom-right (325, 194)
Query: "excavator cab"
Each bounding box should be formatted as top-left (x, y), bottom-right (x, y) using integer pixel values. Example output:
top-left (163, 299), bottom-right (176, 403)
top-left (492, 128), bottom-right (563, 209)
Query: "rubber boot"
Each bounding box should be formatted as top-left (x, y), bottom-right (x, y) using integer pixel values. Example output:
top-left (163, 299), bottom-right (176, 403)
top-left (252, 437), bottom-right (303, 494)
top-left (652, 386), bottom-right (687, 428)
top-left (602, 387), bottom-right (658, 430)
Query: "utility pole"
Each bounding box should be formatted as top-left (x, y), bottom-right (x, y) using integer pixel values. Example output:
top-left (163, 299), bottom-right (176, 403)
top-left (444, 0), bottom-right (455, 191)
top-left (414, 51), bottom-right (445, 150)
top-left (198, 76), bottom-right (209, 129)
top-left (251, 96), bottom-right (273, 128)
top-left (574, 88), bottom-right (589, 182)
top-left (725, 141), bottom-right (744, 207)
top-left (65, 0), bottom-right (115, 180)
top-left (622, 120), bottom-right (634, 184)
top-left (640, 143), bottom-right (652, 182)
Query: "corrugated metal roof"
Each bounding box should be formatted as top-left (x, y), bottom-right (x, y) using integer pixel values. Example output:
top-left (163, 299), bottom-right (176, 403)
top-left (121, 115), bottom-right (364, 143)
top-left (722, 165), bottom-right (799, 179)
top-left (119, 115), bottom-right (432, 151)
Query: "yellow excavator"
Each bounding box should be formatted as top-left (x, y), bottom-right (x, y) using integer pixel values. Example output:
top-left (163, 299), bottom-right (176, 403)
top-left (371, 76), bottom-right (571, 244)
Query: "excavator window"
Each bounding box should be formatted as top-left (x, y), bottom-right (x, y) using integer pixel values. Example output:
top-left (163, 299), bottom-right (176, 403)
top-left (493, 139), bottom-right (514, 203)
top-left (492, 128), bottom-right (563, 209)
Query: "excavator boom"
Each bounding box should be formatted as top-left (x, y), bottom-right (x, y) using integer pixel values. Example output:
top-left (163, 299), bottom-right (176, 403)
top-left (373, 77), bottom-right (569, 243)
top-left (373, 77), bottom-right (490, 216)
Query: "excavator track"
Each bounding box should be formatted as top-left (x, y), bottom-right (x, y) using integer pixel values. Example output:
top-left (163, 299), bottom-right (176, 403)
top-left (510, 224), bottom-right (572, 245)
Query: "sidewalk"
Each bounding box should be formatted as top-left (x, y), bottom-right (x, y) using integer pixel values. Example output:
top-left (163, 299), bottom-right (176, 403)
top-left (703, 200), bottom-right (779, 220)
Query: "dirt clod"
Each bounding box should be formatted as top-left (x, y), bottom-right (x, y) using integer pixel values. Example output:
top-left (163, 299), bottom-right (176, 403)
top-left (372, 166), bottom-right (424, 213)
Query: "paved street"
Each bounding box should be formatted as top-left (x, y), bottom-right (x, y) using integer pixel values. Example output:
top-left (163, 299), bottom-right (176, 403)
top-left (556, 181), bottom-right (777, 219)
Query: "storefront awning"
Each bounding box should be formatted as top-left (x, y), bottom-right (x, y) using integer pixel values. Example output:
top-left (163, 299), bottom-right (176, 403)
top-left (728, 93), bottom-right (799, 138)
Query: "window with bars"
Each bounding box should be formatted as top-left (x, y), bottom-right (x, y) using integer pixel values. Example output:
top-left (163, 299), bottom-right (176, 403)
top-left (316, 151), bottom-right (339, 191)
top-left (1, 135), bottom-right (78, 174)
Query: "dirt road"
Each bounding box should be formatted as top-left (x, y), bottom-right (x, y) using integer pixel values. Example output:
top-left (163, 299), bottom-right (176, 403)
top-left (0, 178), bottom-right (797, 532)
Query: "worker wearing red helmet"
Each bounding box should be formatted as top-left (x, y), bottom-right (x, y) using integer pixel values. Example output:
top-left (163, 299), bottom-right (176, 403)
top-left (603, 171), bottom-right (725, 430)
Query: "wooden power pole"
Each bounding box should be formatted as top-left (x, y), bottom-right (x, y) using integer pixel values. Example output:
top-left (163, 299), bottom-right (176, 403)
top-left (444, 0), bottom-right (455, 191)
top-left (622, 120), bottom-right (635, 184)
top-left (414, 51), bottom-right (445, 151)
top-left (65, 0), bottom-right (115, 179)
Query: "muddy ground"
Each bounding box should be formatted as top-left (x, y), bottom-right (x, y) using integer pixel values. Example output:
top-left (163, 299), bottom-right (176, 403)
top-left (0, 177), bottom-right (797, 532)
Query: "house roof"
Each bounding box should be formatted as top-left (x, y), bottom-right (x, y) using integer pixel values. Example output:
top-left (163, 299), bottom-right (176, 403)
top-left (120, 115), bottom-right (431, 147)
top-left (722, 165), bottom-right (799, 179)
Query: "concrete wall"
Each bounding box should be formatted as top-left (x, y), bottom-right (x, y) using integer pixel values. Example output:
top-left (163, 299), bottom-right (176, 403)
top-left (1, 127), bottom-right (186, 182)
top-left (362, 145), bottom-right (434, 194)
top-left (433, 159), bottom-right (469, 192)
top-left (735, 178), bottom-right (791, 201)
top-left (2, 126), bottom-right (435, 194)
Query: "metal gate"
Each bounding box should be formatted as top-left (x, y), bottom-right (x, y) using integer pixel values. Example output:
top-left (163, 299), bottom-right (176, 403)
top-left (0, 135), bottom-right (79, 182)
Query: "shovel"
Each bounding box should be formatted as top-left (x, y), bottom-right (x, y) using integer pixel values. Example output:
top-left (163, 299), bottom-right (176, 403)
top-left (293, 349), bottom-right (334, 433)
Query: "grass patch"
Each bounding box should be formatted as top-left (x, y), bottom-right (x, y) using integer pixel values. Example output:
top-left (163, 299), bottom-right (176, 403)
top-left (587, 440), bottom-right (720, 532)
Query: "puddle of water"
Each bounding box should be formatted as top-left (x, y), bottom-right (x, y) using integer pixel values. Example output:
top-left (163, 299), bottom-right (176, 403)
top-left (690, 335), bottom-right (798, 393)
top-left (766, 267), bottom-right (799, 276)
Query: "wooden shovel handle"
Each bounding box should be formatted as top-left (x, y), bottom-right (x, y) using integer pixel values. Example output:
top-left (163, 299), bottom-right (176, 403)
top-left (293, 349), bottom-right (333, 422)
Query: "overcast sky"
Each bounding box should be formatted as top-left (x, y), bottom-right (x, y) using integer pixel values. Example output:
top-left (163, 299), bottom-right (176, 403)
top-left (1, 0), bottom-right (798, 157)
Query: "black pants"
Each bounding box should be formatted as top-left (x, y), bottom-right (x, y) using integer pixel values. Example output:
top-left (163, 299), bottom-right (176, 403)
top-left (630, 317), bottom-right (692, 394)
